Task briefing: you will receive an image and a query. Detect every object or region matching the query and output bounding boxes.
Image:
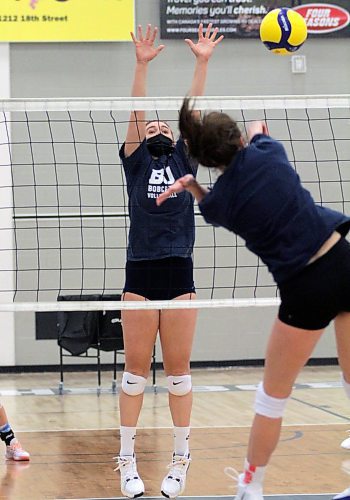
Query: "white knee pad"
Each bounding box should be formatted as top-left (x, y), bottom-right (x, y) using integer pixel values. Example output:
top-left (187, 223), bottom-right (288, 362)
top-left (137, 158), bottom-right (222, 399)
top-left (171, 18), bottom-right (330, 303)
top-left (122, 372), bottom-right (147, 396)
top-left (254, 382), bottom-right (289, 419)
top-left (167, 375), bottom-right (192, 396)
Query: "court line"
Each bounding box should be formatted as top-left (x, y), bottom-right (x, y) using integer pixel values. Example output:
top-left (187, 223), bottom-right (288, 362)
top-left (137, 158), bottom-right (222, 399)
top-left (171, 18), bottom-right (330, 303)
top-left (16, 422), bottom-right (350, 433)
top-left (291, 395), bottom-right (350, 422)
top-left (0, 380), bottom-right (343, 397)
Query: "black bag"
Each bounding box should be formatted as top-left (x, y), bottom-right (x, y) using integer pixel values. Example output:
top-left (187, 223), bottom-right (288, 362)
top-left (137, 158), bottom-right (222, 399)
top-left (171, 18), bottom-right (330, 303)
top-left (57, 295), bottom-right (100, 356)
top-left (57, 294), bottom-right (124, 355)
top-left (97, 294), bottom-right (124, 352)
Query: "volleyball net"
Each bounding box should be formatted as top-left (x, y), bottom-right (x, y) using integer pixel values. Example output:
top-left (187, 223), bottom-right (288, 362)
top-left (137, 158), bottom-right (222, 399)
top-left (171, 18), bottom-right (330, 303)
top-left (0, 95), bottom-right (349, 312)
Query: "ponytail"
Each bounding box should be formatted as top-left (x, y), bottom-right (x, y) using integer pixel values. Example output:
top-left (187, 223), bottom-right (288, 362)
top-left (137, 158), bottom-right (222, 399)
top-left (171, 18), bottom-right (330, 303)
top-left (179, 98), bottom-right (243, 170)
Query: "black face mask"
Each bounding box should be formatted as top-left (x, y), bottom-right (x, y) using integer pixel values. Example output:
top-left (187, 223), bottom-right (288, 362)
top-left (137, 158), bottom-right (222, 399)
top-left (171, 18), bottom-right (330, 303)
top-left (146, 133), bottom-right (175, 157)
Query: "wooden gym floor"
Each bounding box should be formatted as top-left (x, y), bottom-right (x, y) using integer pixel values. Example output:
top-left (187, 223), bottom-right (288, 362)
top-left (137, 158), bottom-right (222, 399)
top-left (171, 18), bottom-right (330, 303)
top-left (0, 366), bottom-right (349, 499)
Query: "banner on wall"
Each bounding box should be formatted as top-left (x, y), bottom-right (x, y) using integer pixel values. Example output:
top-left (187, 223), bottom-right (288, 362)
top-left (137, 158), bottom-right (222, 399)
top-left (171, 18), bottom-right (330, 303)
top-left (0, 0), bottom-right (135, 42)
top-left (160, 0), bottom-right (350, 39)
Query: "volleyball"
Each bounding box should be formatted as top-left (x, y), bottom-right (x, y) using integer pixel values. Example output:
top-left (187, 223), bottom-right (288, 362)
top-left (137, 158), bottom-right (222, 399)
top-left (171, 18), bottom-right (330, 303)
top-left (260, 8), bottom-right (308, 55)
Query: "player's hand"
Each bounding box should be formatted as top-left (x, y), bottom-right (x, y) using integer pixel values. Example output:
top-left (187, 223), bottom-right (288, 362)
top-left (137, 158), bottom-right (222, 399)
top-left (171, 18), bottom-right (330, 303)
top-left (185, 23), bottom-right (224, 62)
top-left (247, 121), bottom-right (269, 142)
top-left (131, 24), bottom-right (165, 63)
top-left (156, 174), bottom-right (195, 206)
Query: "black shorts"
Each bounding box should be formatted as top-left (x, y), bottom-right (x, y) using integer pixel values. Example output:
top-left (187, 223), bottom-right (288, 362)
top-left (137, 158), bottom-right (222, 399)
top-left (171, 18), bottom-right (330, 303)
top-left (123, 257), bottom-right (195, 301)
top-left (278, 237), bottom-right (350, 330)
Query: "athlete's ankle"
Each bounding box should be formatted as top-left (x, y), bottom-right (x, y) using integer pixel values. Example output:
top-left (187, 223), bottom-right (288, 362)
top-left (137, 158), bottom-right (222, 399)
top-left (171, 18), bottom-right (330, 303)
top-left (243, 459), bottom-right (266, 485)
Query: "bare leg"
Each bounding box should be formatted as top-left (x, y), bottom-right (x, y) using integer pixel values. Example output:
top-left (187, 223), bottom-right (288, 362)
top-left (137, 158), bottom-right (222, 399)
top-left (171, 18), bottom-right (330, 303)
top-left (247, 318), bottom-right (324, 466)
top-left (159, 293), bottom-right (197, 427)
top-left (0, 406), bottom-right (9, 427)
top-left (335, 312), bottom-right (350, 383)
top-left (159, 293), bottom-right (197, 498)
top-left (117, 294), bottom-right (158, 500)
top-left (119, 292), bottom-right (159, 427)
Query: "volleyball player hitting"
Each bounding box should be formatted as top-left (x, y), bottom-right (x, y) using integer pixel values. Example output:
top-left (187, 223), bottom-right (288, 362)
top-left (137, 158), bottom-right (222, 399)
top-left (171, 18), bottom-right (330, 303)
top-left (115, 25), bottom-right (223, 498)
top-left (0, 405), bottom-right (29, 461)
top-left (157, 98), bottom-right (350, 500)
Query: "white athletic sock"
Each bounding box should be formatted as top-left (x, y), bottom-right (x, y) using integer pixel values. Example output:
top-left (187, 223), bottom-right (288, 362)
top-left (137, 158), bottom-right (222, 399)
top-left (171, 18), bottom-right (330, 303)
top-left (243, 458), bottom-right (266, 485)
top-left (173, 426), bottom-right (190, 456)
top-left (120, 426), bottom-right (136, 457)
top-left (342, 374), bottom-right (350, 399)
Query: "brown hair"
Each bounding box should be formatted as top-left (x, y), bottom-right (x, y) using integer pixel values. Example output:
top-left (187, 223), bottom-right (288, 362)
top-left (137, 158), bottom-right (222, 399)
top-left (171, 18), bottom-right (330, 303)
top-left (179, 98), bottom-right (243, 170)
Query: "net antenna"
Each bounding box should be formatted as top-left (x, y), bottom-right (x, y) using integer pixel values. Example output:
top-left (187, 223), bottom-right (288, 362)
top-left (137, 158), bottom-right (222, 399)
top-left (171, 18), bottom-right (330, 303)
top-left (0, 94), bottom-right (349, 313)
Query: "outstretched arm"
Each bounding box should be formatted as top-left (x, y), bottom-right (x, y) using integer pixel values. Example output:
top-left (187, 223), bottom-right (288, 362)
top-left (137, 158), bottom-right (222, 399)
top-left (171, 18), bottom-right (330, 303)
top-left (156, 174), bottom-right (209, 206)
top-left (124, 25), bottom-right (165, 157)
top-left (185, 23), bottom-right (224, 118)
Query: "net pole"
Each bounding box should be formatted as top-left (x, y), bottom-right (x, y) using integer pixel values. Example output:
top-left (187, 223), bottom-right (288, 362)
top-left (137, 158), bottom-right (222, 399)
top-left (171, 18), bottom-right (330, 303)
top-left (0, 116), bottom-right (15, 364)
top-left (0, 44), bottom-right (15, 365)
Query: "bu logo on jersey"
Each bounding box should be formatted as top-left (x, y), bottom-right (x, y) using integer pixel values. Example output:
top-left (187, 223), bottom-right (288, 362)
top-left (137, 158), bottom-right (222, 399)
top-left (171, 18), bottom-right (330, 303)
top-left (149, 167), bottom-right (175, 185)
top-left (147, 167), bottom-right (177, 199)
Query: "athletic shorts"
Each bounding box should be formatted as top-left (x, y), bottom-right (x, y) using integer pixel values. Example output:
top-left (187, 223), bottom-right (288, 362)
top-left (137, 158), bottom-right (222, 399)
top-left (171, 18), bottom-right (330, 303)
top-left (123, 257), bottom-right (196, 301)
top-left (278, 237), bottom-right (350, 330)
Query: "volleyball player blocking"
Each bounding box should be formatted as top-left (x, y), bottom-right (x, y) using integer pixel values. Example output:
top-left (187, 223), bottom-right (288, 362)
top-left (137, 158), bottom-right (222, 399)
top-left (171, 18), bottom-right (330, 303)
top-left (115, 24), bottom-right (223, 499)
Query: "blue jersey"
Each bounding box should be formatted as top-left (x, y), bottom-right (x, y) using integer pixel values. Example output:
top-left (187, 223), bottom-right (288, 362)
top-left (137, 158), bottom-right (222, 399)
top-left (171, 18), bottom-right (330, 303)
top-left (198, 134), bottom-right (350, 284)
top-left (120, 138), bottom-right (198, 261)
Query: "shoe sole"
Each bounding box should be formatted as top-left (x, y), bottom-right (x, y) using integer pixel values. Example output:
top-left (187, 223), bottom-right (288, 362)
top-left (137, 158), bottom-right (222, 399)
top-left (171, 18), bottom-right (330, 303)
top-left (161, 490), bottom-right (180, 499)
top-left (121, 490), bottom-right (144, 499)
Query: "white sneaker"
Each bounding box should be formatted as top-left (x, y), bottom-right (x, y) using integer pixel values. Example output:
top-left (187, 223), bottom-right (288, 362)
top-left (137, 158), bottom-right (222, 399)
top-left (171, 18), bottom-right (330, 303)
top-left (114, 455), bottom-right (144, 498)
top-left (5, 439), bottom-right (30, 462)
top-left (225, 468), bottom-right (264, 500)
top-left (161, 453), bottom-right (191, 498)
top-left (333, 487), bottom-right (350, 500)
top-left (236, 472), bottom-right (264, 500)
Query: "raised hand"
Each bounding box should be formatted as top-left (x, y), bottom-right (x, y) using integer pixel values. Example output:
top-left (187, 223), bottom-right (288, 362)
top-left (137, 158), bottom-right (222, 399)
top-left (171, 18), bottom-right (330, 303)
top-left (185, 23), bottom-right (224, 62)
top-left (247, 121), bottom-right (269, 142)
top-left (131, 24), bottom-right (165, 64)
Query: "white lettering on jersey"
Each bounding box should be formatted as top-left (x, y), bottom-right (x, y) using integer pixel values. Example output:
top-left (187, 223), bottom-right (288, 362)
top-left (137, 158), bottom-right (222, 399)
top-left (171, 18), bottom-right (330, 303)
top-left (147, 192), bottom-right (177, 199)
top-left (147, 166), bottom-right (177, 199)
top-left (149, 166), bottom-right (175, 186)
